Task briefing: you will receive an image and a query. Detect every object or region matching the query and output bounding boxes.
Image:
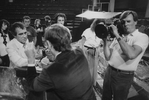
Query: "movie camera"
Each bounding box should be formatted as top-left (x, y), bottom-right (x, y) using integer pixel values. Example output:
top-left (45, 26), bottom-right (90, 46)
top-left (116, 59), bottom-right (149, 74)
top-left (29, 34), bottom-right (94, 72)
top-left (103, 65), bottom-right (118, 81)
top-left (95, 19), bottom-right (127, 39)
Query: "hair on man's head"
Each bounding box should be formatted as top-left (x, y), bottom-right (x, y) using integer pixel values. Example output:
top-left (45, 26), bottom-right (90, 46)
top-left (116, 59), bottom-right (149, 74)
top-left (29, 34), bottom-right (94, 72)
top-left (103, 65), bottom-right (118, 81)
top-left (10, 22), bottom-right (25, 36)
top-left (23, 16), bottom-right (31, 21)
top-left (120, 10), bottom-right (138, 21)
top-left (44, 24), bottom-right (71, 52)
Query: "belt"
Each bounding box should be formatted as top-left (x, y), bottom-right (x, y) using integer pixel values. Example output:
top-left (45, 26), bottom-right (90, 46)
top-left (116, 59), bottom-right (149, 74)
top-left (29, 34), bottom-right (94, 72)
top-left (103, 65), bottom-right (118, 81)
top-left (109, 65), bottom-right (134, 75)
top-left (84, 45), bottom-right (96, 50)
top-left (84, 45), bottom-right (96, 56)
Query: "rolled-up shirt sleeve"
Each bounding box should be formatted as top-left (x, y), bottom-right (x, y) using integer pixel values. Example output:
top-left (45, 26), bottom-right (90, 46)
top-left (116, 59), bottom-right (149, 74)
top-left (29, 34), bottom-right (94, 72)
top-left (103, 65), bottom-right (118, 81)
top-left (133, 34), bottom-right (149, 51)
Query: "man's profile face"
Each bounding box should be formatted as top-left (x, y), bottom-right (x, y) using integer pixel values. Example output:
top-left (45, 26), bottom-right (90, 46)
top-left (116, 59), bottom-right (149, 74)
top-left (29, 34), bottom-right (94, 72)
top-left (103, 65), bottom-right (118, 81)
top-left (122, 14), bottom-right (137, 33)
top-left (23, 19), bottom-right (30, 27)
top-left (57, 16), bottom-right (65, 25)
top-left (15, 27), bottom-right (28, 44)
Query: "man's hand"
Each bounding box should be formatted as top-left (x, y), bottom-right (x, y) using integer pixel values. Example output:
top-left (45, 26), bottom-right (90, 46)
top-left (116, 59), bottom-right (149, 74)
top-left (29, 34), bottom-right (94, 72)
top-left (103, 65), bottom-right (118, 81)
top-left (25, 42), bottom-right (36, 64)
top-left (45, 50), bottom-right (55, 62)
top-left (109, 24), bottom-right (120, 38)
top-left (103, 35), bottom-right (112, 47)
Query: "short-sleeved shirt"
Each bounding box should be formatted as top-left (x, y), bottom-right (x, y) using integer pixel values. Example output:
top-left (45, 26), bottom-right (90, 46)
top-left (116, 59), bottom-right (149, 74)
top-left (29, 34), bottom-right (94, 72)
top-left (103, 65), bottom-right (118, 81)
top-left (81, 28), bottom-right (102, 48)
top-left (108, 29), bottom-right (149, 71)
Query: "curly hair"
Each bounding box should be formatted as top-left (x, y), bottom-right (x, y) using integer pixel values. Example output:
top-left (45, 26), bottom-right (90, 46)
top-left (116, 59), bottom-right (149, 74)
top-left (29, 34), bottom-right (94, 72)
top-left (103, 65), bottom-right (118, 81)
top-left (0, 19), bottom-right (10, 34)
top-left (54, 13), bottom-right (67, 23)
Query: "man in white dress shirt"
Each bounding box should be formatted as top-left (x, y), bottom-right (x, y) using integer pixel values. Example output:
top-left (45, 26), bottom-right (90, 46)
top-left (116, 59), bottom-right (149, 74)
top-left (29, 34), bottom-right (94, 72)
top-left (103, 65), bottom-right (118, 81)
top-left (7, 22), bottom-right (45, 100)
top-left (7, 22), bottom-right (29, 68)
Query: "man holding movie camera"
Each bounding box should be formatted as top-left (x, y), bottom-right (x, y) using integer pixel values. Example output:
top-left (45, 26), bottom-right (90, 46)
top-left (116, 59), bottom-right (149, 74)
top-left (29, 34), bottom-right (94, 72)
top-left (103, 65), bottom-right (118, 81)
top-left (101, 10), bottom-right (149, 100)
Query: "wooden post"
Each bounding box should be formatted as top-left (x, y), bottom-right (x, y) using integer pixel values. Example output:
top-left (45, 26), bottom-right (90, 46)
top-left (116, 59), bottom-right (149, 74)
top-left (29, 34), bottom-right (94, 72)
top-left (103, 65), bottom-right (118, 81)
top-left (108, 0), bottom-right (115, 12)
top-left (9, 0), bottom-right (13, 3)
top-left (145, 0), bottom-right (149, 18)
top-left (92, 0), bottom-right (98, 11)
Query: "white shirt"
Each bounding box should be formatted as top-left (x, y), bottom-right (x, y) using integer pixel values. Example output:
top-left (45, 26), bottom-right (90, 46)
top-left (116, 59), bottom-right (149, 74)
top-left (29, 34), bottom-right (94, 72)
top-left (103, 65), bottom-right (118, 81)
top-left (0, 33), bottom-right (10, 56)
top-left (108, 29), bottom-right (149, 71)
top-left (6, 38), bottom-right (28, 68)
top-left (81, 28), bottom-right (102, 48)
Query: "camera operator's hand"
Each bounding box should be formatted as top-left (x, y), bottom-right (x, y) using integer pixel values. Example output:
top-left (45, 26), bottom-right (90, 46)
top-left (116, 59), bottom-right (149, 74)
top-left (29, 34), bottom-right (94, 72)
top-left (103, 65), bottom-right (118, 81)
top-left (103, 34), bottom-right (112, 47)
top-left (103, 34), bottom-right (113, 61)
top-left (110, 25), bottom-right (120, 38)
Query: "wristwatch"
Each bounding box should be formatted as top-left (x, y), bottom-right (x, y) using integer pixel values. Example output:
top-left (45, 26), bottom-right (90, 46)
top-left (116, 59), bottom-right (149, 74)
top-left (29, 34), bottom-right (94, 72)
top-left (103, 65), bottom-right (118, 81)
top-left (117, 37), bottom-right (122, 41)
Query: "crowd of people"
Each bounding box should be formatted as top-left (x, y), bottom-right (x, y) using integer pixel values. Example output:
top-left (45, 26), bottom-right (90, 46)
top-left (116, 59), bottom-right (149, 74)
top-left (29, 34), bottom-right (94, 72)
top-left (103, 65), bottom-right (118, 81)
top-left (0, 10), bottom-right (149, 100)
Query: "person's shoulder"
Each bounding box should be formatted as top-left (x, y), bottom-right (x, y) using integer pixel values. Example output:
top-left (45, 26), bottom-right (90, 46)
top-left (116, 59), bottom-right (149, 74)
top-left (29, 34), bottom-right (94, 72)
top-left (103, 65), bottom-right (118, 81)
top-left (7, 38), bottom-right (15, 44)
top-left (72, 47), bottom-right (84, 55)
top-left (7, 38), bottom-right (16, 47)
top-left (82, 28), bottom-right (91, 36)
top-left (27, 26), bottom-right (35, 30)
top-left (83, 28), bottom-right (91, 32)
top-left (135, 30), bottom-right (149, 39)
top-left (96, 36), bottom-right (103, 41)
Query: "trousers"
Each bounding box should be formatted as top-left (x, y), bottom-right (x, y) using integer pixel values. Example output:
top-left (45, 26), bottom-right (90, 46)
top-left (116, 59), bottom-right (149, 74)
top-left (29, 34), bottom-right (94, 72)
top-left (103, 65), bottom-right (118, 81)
top-left (102, 65), bottom-right (134, 100)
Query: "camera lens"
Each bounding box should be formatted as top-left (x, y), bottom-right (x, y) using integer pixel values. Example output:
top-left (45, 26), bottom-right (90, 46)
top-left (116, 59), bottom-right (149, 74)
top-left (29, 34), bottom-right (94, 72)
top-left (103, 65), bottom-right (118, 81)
top-left (95, 23), bottom-right (109, 39)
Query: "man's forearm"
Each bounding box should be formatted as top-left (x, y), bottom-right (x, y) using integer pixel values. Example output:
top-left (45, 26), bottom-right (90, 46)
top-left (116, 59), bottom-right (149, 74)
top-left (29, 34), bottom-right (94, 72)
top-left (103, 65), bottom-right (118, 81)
top-left (116, 37), bottom-right (137, 59)
top-left (103, 44), bottom-right (111, 61)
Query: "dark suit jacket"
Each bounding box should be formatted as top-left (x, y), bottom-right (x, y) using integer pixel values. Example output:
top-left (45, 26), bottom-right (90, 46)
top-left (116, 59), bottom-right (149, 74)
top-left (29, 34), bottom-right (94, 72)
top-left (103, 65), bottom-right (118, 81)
top-left (27, 48), bottom-right (96, 100)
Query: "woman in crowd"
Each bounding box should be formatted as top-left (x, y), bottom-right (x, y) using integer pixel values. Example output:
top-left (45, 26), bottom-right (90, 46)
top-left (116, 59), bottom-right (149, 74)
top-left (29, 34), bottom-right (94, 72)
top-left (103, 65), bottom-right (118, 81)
top-left (34, 19), bottom-right (44, 48)
top-left (0, 19), bottom-right (12, 66)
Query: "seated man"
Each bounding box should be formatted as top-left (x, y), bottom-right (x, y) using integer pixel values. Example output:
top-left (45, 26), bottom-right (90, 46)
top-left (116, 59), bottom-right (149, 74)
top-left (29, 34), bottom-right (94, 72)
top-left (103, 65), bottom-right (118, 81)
top-left (6, 22), bottom-right (45, 100)
top-left (7, 22), bottom-right (29, 68)
top-left (7, 22), bottom-right (42, 68)
top-left (25, 24), bottom-right (96, 100)
top-left (0, 19), bottom-right (11, 67)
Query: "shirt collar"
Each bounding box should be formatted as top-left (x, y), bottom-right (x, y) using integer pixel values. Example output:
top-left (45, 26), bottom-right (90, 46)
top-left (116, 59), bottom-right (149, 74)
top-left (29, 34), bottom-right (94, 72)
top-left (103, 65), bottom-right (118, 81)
top-left (129, 29), bottom-right (138, 36)
top-left (14, 38), bottom-right (26, 48)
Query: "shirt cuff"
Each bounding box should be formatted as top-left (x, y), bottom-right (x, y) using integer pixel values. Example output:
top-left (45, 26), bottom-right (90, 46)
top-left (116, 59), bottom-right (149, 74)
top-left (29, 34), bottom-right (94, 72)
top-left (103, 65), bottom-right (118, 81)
top-left (117, 37), bottom-right (122, 41)
top-left (28, 64), bottom-right (35, 67)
